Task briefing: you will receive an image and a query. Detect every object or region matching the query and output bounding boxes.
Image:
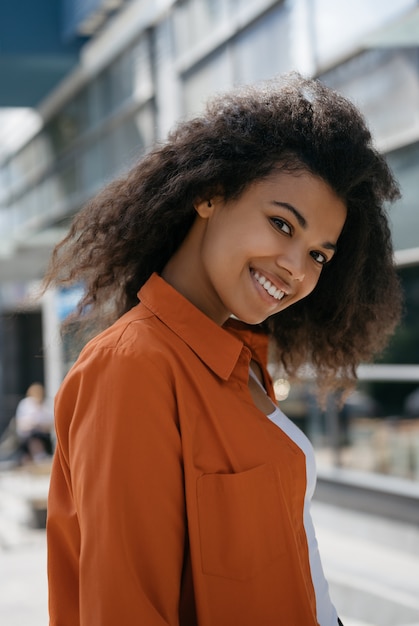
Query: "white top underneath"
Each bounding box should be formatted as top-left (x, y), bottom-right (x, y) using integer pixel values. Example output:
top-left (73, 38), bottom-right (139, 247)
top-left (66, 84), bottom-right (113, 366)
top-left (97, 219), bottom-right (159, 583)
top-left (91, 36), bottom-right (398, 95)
top-left (249, 367), bottom-right (338, 626)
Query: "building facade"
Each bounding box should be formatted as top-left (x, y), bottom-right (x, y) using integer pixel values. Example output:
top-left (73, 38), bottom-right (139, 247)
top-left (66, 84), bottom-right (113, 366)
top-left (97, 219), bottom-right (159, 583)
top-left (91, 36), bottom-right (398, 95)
top-left (1, 0), bottom-right (419, 479)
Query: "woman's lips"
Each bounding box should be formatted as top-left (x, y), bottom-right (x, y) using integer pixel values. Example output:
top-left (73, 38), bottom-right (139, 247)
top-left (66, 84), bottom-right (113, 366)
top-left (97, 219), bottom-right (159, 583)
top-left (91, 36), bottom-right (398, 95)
top-left (252, 269), bottom-right (286, 301)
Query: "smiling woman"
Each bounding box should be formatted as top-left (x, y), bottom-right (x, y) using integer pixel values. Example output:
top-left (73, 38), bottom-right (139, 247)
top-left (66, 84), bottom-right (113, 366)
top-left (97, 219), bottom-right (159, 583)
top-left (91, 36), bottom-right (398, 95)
top-left (42, 72), bottom-right (401, 626)
top-left (162, 171), bottom-right (347, 325)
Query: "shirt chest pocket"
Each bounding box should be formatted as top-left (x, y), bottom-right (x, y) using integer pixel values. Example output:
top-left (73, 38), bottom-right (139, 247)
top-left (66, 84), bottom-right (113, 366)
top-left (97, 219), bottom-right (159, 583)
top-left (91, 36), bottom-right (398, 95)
top-left (196, 464), bottom-right (287, 581)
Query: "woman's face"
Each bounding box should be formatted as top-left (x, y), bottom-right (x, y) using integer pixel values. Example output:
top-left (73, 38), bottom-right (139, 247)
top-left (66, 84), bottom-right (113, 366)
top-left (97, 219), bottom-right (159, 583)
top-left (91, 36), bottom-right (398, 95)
top-left (162, 170), bottom-right (347, 325)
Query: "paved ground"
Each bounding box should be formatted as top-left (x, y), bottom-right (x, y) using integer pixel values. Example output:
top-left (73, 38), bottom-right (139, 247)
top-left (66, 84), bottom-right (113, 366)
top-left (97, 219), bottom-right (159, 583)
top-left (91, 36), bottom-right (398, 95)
top-left (311, 501), bottom-right (419, 626)
top-left (0, 532), bottom-right (48, 626)
top-left (0, 467), bottom-right (49, 626)
top-left (0, 465), bottom-right (418, 626)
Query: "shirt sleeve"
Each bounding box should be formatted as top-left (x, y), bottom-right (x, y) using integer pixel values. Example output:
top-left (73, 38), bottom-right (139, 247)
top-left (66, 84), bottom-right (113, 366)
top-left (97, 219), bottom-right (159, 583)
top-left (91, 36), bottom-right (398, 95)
top-left (47, 343), bottom-right (186, 626)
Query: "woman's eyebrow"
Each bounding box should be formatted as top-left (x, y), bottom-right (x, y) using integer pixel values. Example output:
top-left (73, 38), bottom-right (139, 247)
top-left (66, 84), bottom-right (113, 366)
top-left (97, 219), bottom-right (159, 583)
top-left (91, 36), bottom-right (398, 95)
top-left (323, 242), bottom-right (338, 253)
top-left (271, 201), bottom-right (307, 228)
top-left (271, 201), bottom-right (338, 252)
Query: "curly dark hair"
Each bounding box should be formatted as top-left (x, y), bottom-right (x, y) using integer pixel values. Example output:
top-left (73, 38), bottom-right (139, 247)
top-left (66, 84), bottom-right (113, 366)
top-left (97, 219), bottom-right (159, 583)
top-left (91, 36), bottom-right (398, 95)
top-left (43, 72), bottom-right (402, 393)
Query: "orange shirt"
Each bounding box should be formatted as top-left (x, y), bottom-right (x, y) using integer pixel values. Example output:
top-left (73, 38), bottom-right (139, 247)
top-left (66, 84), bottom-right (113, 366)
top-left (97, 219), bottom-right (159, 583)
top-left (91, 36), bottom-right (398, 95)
top-left (47, 273), bottom-right (319, 625)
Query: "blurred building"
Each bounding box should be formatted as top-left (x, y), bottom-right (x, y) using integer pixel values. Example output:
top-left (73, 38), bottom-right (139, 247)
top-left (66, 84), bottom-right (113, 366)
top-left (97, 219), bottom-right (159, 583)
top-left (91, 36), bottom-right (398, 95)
top-left (0, 0), bottom-right (419, 479)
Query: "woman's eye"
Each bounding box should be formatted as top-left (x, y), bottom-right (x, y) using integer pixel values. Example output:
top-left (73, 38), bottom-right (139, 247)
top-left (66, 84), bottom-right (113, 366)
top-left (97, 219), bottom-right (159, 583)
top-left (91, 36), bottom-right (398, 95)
top-left (310, 250), bottom-right (328, 265)
top-left (271, 217), bottom-right (291, 235)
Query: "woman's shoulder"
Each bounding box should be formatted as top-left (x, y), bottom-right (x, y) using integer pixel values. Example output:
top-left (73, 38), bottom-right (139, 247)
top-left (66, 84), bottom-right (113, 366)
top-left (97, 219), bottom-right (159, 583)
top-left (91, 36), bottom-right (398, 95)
top-left (75, 302), bottom-right (180, 369)
top-left (58, 304), bottom-right (180, 408)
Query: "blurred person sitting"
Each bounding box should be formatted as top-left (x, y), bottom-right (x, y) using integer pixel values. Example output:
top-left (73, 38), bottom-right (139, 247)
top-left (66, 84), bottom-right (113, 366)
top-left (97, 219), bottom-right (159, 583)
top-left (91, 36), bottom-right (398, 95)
top-left (16, 383), bottom-right (54, 464)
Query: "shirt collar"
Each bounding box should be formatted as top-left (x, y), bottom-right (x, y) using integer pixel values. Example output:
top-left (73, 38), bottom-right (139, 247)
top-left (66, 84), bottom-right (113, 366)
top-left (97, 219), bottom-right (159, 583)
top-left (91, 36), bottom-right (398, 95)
top-left (223, 318), bottom-right (270, 369)
top-left (138, 273), bottom-right (248, 380)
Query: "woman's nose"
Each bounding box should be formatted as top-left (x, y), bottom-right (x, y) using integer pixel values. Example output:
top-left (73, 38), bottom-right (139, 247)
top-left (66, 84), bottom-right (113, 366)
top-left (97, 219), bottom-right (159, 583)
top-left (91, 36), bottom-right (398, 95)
top-left (275, 250), bottom-right (306, 282)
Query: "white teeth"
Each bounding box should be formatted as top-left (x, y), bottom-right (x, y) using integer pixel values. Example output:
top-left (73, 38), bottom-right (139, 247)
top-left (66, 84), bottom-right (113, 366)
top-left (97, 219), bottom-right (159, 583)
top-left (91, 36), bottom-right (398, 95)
top-left (253, 270), bottom-right (285, 301)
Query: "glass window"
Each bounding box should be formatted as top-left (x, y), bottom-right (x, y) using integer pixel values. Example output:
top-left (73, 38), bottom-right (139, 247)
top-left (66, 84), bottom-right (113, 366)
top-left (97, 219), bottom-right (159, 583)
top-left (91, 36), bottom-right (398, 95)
top-left (133, 102), bottom-right (155, 153)
top-left (19, 188), bottom-right (38, 227)
top-left (46, 99), bottom-right (85, 155)
top-left (37, 178), bottom-right (57, 223)
top-left (103, 103), bottom-right (156, 179)
top-left (230, 0), bottom-right (260, 10)
top-left (182, 46), bottom-right (233, 116)
top-left (0, 162), bottom-right (10, 204)
top-left (102, 126), bottom-right (129, 180)
top-left (174, 0), bottom-right (229, 56)
top-left (8, 143), bottom-right (37, 192)
top-left (4, 198), bottom-right (15, 235)
top-left (173, 0), bottom-right (190, 56)
top-left (0, 207), bottom-right (10, 243)
top-left (131, 37), bottom-right (154, 103)
top-left (13, 196), bottom-right (24, 229)
top-left (109, 52), bottom-right (134, 111)
top-left (40, 157), bottom-right (80, 222)
top-left (320, 49), bottom-right (419, 149)
top-left (312, 0), bottom-right (417, 68)
top-left (233, 3), bottom-right (291, 84)
top-left (31, 134), bottom-right (55, 174)
top-left (80, 139), bottom-right (105, 196)
top-left (195, 0), bottom-right (227, 35)
top-left (57, 156), bottom-right (79, 200)
top-left (275, 368), bottom-right (419, 482)
top-left (330, 378), bottom-right (419, 480)
top-left (86, 71), bottom-right (114, 129)
top-left (386, 141), bottom-right (419, 252)
top-left (377, 264), bottom-right (419, 368)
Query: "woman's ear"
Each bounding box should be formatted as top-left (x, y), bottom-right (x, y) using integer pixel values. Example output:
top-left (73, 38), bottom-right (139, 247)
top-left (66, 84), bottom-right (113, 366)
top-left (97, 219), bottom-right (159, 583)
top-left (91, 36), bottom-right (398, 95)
top-left (194, 198), bottom-right (214, 218)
